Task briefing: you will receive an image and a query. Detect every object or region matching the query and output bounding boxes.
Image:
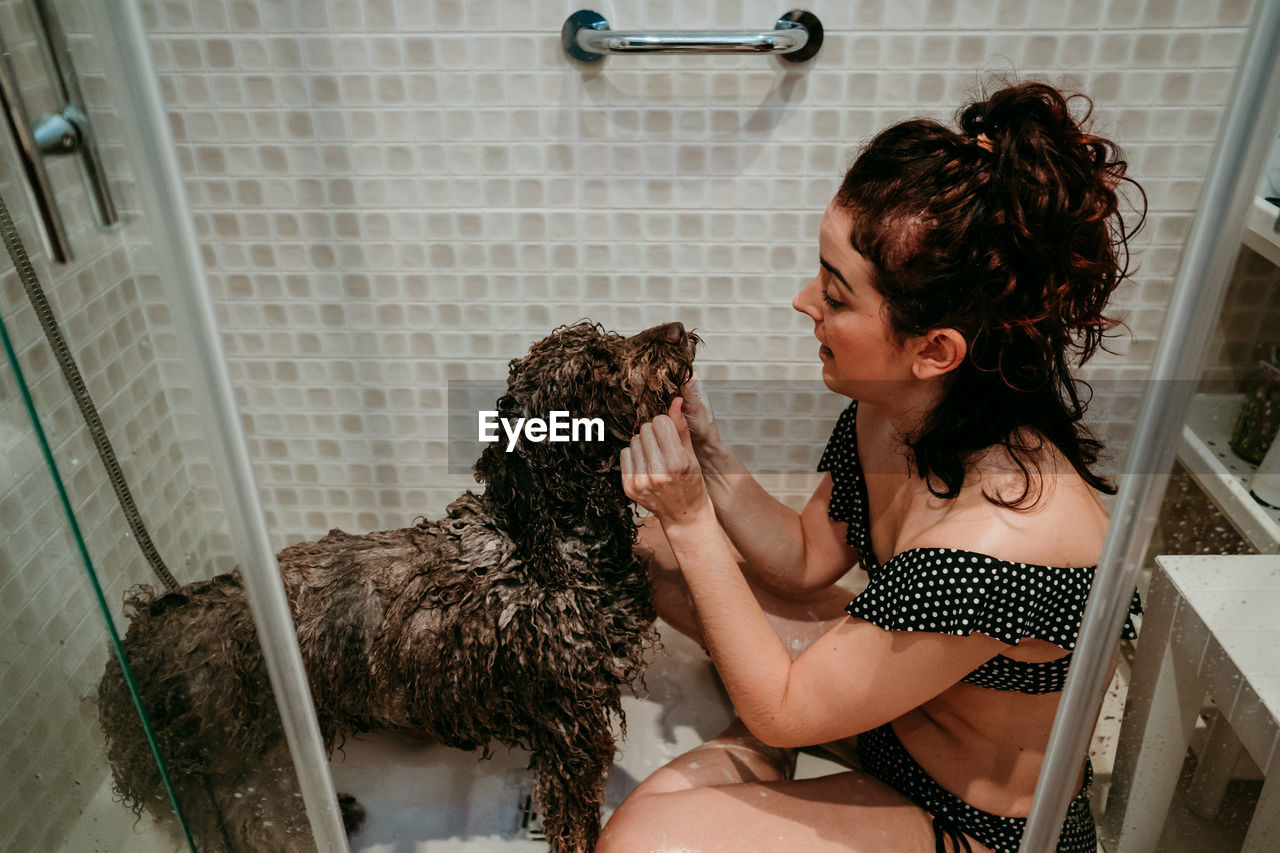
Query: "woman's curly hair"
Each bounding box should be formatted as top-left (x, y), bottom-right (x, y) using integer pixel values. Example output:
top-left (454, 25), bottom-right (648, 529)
top-left (836, 80), bottom-right (1146, 507)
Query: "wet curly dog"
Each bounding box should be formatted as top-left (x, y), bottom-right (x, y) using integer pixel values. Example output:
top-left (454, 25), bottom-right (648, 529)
top-left (97, 320), bottom-right (699, 853)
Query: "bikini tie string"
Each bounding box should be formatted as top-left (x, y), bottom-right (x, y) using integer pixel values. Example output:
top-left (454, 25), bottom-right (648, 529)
top-left (932, 816), bottom-right (974, 853)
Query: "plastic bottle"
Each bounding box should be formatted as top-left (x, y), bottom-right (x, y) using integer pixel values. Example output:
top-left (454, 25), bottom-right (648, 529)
top-left (1250, 433), bottom-right (1280, 509)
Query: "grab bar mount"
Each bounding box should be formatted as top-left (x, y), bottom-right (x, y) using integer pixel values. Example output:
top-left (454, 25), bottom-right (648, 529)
top-left (34, 109), bottom-right (80, 154)
top-left (563, 9), bottom-right (823, 64)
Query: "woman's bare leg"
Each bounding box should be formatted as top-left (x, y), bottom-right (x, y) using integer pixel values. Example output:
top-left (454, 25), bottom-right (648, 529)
top-left (637, 515), bottom-right (860, 660)
top-left (599, 718), bottom-right (993, 853)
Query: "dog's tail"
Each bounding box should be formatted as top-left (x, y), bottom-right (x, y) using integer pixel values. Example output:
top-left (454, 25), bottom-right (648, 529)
top-left (97, 577), bottom-right (313, 851)
top-left (98, 582), bottom-right (233, 845)
top-left (97, 612), bottom-right (162, 824)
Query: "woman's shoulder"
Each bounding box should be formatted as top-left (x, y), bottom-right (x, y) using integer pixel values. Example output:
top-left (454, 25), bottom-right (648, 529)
top-left (908, 432), bottom-right (1109, 569)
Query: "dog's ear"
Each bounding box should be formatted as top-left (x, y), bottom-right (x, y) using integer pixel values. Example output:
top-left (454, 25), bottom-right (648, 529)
top-left (473, 393), bottom-right (576, 585)
top-left (511, 335), bottom-right (637, 447)
top-left (569, 354), bottom-right (641, 445)
top-left (474, 443), bottom-right (575, 586)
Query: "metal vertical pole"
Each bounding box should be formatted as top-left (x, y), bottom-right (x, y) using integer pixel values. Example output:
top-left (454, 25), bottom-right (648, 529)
top-left (89, 1), bottom-right (351, 850)
top-left (1020, 3), bottom-right (1280, 850)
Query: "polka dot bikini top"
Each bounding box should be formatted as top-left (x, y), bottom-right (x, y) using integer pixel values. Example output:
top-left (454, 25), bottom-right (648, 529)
top-left (818, 402), bottom-right (1141, 694)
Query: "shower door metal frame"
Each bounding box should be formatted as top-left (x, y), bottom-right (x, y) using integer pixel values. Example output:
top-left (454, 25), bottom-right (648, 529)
top-left (89, 1), bottom-right (351, 850)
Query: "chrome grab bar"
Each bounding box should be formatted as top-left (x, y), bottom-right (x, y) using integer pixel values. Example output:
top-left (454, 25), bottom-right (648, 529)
top-left (0, 0), bottom-right (118, 263)
top-left (562, 9), bottom-right (823, 63)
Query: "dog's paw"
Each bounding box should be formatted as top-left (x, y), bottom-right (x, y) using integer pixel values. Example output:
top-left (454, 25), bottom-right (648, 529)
top-left (338, 793), bottom-right (366, 836)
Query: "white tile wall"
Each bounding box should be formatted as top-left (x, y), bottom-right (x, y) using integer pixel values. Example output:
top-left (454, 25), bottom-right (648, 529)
top-left (121, 0), bottom-right (1275, 544)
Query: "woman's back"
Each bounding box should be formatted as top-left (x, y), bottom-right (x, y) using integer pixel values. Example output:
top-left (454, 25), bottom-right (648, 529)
top-left (853, 399), bottom-right (1111, 816)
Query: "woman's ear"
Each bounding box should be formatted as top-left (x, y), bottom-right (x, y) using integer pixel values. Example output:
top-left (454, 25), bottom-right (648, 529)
top-left (910, 328), bottom-right (967, 379)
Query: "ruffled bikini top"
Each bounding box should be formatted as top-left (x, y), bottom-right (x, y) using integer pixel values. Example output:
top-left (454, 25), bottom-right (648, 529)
top-left (818, 402), bottom-right (1141, 694)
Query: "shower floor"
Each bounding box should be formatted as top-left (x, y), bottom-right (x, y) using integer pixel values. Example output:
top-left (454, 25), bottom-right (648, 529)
top-left (62, 621), bottom-right (1257, 852)
top-left (330, 624), bottom-right (742, 851)
top-left (328, 624), bottom-right (850, 851)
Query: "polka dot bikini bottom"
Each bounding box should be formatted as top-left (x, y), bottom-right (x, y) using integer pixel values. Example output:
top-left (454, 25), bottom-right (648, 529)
top-left (857, 723), bottom-right (1097, 853)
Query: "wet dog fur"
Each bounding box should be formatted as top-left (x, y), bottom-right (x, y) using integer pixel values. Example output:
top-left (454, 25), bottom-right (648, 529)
top-left (97, 321), bottom-right (699, 853)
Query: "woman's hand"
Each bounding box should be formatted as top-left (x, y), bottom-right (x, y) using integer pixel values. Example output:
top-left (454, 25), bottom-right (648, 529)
top-left (679, 373), bottom-right (723, 456)
top-left (621, 397), bottom-right (715, 530)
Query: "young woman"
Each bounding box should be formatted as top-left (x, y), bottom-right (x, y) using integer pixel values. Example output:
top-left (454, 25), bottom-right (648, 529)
top-left (603, 82), bottom-right (1145, 853)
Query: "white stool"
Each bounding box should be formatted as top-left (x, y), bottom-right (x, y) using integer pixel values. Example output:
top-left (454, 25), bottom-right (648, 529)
top-left (1103, 555), bottom-right (1280, 851)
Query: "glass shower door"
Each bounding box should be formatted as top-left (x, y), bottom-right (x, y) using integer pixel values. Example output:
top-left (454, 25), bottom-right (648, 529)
top-left (0, 0), bottom-right (324, 850)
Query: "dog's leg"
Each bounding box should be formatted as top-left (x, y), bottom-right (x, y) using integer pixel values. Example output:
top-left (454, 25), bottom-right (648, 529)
top-left (530, 706), bottom-right (615, 853)
top-left (199, 778), bottom-right (239, 851)
top-left (338, 792), bottom-right (366, 835)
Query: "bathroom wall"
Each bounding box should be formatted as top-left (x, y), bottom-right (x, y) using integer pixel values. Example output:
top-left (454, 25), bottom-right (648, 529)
top-left (126, 0), bottom-right (1265, 545)
top-left (0, 1), bottom-right (235, 849)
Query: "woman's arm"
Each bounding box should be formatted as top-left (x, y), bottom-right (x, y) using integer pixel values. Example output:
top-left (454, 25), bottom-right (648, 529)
top-left (622, 401), bottom-right (1006, 747)
top-left (657, 499), bottom-right (1004, 747)
top-left (681, 378), bottom-right (858, 595)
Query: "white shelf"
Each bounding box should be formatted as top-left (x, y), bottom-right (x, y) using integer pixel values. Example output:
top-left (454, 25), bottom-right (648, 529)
top-left (1177, 392), bottom-right (1280, 553)
top-left (1242, 194), bottom-right (1280, 267)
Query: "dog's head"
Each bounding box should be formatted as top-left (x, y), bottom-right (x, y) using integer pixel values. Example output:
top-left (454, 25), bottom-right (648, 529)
top-left (474, 321), bottom-right (699, 568)
top-left (503, 320), bottom-right (698, 442)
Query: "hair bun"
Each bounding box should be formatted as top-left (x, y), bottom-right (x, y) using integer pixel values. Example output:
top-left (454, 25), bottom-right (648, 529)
top-left (959, 106), bottom-right (1000, 149)
top-left (955, 82), bottom-right (1146, 359)
top-left (960, 82), bottom-right (1100, 160)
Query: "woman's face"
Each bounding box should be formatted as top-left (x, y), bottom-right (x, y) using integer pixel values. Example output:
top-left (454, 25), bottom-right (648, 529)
top-left (793, 200), bottom-right (916, 401)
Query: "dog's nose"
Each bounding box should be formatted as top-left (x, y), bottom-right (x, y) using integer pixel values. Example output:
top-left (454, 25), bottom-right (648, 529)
top-left (654, 321), bottom-right (685, 344)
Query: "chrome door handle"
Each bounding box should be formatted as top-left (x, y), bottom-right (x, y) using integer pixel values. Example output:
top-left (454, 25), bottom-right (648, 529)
top-left (0, 0), bottom-right (118, 263)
